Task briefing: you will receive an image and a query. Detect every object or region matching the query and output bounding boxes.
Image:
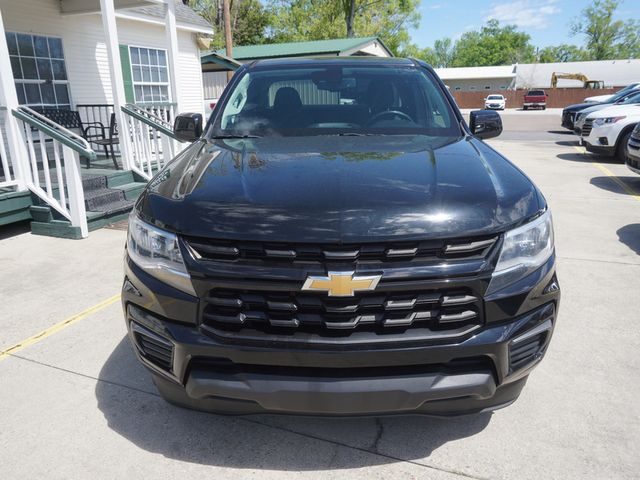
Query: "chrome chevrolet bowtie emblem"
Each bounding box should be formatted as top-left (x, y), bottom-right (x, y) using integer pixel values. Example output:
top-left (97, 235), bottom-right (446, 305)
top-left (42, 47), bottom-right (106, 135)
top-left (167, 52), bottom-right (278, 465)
top-left (302, 271), bottom-right (381, 297)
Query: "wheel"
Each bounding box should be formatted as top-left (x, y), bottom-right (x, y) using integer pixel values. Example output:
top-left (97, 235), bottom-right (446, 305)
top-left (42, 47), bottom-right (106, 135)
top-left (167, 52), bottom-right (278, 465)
top-left (542, 106), bottom-right (546, 110)
top-left (523, 106), bottom-right (528, 110)
top-left (616, 130), bottom-right (632, 163)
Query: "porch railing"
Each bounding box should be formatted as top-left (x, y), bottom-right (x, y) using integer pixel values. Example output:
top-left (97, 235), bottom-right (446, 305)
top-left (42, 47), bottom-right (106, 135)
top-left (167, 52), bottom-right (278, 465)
top-left (121, 103), bottom-right (185, 180)
top-left (135, 102), bottom-right (176, 125)
top-left (12, 106), bottom-right (95, 237)
top-left (0, 106), bottom-right (20, 189)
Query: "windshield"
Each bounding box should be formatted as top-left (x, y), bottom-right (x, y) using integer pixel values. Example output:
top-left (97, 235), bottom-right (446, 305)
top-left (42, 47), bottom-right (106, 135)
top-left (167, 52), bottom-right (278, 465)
top-left (210, 64), bottom-right (460, 138)
top-left (528, 90), bottom-right (544, 95)
top-left (487, 95), bottom-right (503, 100)
top-left (620, 91), bottom-right (640, 104)
top-left (609, 88), bottom-right (640, 103)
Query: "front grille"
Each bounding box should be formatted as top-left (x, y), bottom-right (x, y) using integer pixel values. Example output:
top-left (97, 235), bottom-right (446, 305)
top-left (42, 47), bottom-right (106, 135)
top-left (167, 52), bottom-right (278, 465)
top-left (629, 125), bottom-right (640, 151)
top-left (582, 119), bottom-right (593, 137)
top-left (562, 111), bottom-right (575, 127)
top-left (201, 285), bottom-right (483, 343)
top-left (185, 236), bottom-right (497, 265)
top-left (131, 322), bottom-right (174, 371)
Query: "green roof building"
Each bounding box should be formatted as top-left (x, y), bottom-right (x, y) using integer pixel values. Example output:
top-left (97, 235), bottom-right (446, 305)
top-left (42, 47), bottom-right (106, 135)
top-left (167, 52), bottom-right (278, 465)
top-left (200, 37), bottom-right (393, 104)
top-left (201, 37), bottom-right (392, 73)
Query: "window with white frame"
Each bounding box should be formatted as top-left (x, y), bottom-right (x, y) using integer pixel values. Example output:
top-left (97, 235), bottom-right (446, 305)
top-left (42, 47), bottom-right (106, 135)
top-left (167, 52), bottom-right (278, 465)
top-left (129, 46), bottom-right (170, 103)
top-left (6, 32), bottom-right (71, 109)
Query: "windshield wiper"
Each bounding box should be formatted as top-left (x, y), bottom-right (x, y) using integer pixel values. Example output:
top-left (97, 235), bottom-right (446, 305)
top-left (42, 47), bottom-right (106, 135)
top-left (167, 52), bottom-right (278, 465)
top-left (211, 134), bottom-right (262, 139)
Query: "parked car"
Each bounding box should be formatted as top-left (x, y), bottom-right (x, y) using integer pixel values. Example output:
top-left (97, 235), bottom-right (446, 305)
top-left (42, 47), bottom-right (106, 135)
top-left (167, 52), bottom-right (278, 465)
top-left (123, 57), bottom-right (559, 417)
top-left (574, 90), bottom-right (640, 135)
top-left (561, 84), bottom-right (640, 131)
top-left (584, 82), bottom-right (640, 103)
top-left (485, 94), bottom-right (506, 110)
top-left (626, 122), bottom-right (640, 173)
top-left (523, 90), bottom-right (547, 110)
top-left (581, 104), bottom-right (640, 161)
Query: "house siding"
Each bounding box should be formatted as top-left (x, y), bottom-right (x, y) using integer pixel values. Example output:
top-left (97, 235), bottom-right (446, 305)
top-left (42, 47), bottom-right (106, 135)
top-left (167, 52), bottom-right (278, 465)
top-left (1, 0), bottom-right (204, 114)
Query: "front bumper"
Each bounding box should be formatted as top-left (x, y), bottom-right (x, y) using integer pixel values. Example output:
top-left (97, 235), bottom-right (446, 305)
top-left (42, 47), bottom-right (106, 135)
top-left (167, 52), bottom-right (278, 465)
top-left (582, 124), bottom-right (617, 156)
top-left (122, 254), bottom-right (560, 416)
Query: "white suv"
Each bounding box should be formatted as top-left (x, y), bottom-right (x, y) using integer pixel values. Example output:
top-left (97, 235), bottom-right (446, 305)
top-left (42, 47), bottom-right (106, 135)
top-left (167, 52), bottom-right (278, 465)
top-left (484, 94), bottom-right (506, 110)
top-left (581, 104), bottom-right (640, 161)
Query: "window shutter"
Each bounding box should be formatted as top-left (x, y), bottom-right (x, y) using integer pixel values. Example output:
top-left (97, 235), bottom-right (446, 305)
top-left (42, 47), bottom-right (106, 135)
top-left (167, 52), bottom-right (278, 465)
top-left (119, 44), bottom-right (134, 103)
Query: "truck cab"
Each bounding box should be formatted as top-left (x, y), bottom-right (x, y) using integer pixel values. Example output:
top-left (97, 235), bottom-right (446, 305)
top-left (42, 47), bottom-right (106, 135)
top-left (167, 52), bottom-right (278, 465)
top-left (523, 90), bottom-right (548, 110)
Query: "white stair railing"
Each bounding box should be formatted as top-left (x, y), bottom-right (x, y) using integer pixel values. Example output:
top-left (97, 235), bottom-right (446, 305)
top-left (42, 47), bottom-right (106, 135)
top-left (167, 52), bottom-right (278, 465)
top-left (121, 103), bottom-right (185, 180)
top-left (0, 106), bottom-right (20, 189)
top-left (12, 106), bottom-right (93, 237)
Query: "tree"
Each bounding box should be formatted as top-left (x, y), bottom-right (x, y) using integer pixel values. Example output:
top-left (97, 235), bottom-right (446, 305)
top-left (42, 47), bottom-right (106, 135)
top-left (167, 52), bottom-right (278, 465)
top-left (451, 20), bottom-right (536, 67)
top-left (188, 0), bottom-right (271, 50)
top-left (266, 0), bottom-right (421, 55)
top-left (537, 44), bottom-right (587, 63)
top-left (570, 0), bottom-right (640, 60)
top-left (432, 38), bottom-right (455, 67)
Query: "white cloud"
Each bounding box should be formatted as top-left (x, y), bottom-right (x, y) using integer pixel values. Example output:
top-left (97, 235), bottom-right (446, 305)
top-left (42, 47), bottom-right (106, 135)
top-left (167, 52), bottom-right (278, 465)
top-left (485, 0), bottom-right (560, 29)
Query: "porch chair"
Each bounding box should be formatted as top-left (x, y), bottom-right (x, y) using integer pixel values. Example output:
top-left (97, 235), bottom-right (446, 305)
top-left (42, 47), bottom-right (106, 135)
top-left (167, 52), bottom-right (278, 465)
top-left (33, 108), bottom-right (119, 169)
top-left (92, 113), bottom-right (120, 169)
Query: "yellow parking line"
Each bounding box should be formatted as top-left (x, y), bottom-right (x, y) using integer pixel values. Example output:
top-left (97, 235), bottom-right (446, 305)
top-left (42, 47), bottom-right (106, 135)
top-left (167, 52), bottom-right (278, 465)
top-left (573, 146), bottom-right (640, 202)
top-left (0, 294), bottom-right (121, 363)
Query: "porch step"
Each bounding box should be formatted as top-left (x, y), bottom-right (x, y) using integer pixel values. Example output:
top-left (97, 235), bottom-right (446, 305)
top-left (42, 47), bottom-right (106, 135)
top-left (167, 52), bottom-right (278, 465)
top-left (0, 189), bottom-right (33, 226)
top-left (28, 169), bottom-right (147, 239)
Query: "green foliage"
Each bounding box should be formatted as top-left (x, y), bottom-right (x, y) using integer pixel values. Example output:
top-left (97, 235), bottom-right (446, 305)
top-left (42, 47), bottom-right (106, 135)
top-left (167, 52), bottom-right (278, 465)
top-left (188, 0), bottom-right (271, 49)
top-left (537, 44), bottom-right (587, 63)
top-left (450, 20), bottom-right (536, 67)
top-left (187, 0), bottom-right (638, 65)
top-left (265, 0), bottom-right (421, 55)
top-left (570, 0), bottom-right (640, 60)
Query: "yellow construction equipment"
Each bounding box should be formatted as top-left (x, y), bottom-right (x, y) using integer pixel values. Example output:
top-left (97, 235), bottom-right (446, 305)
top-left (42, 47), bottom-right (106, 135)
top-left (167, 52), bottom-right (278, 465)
top-left (551, 72), bottom-right (605, 89)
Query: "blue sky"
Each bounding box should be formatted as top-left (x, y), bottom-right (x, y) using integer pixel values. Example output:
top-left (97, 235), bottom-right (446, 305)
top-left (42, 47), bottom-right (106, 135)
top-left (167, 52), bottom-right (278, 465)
top-left (410, 0), bottom-right (640, 49)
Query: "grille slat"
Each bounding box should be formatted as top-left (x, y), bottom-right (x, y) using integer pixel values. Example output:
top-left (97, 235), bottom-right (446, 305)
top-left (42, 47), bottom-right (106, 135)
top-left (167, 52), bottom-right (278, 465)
top-left (201, 287), bottom-right (482, 339)
top-left (582, 119), bottom-right (593, 137)
top-left (132, 323), bottom-right (174, 372)
top-left (186, 236), bottom-right (497, 265)
top-left (509, 334), bottom-right (545, 371)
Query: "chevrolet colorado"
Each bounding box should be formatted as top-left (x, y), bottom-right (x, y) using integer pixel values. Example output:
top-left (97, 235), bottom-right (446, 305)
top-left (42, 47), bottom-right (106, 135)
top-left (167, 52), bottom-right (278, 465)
top-left (122, 57), bottom-right (559, 416)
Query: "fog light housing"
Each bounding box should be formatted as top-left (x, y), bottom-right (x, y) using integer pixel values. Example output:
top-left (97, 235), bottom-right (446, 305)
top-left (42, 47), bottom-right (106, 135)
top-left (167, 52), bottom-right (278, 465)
top-left (599, 137), bottom-right (608, 146)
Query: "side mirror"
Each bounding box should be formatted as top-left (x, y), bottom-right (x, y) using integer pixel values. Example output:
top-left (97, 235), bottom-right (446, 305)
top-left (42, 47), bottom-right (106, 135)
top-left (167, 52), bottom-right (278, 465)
top-left (469, 110), bottom-right (502, 140)
top-left (173, 113), bottom-right (203, 142)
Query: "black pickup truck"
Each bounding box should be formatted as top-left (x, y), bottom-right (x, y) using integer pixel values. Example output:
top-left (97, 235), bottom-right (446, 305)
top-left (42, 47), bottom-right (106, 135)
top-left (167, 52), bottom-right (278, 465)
top-left (122, 57), bottom-right (559, 416)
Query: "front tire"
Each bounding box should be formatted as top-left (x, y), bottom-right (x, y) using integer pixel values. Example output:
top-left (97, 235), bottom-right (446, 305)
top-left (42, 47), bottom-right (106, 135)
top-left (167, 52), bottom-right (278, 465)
top-left (616, 131), bottom-right (632, 163)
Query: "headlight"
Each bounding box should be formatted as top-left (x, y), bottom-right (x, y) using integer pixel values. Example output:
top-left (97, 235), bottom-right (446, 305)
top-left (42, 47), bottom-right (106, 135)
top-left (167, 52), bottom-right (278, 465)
top-left (127, 213), bottom-right (196, 296)
top-left (486, 210), bottom-right (554, 295)
top-left (593, 116), bottom-right (626, 126)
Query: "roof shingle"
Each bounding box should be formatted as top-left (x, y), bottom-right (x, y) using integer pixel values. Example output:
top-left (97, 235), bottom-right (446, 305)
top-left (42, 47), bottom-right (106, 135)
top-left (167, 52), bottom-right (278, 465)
top-left (126, 1), bottom-right (211, 30)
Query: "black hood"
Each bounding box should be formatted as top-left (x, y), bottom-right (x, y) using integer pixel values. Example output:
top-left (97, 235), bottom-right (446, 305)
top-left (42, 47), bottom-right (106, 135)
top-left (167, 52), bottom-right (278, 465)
top-left (137, 135), bottom-right (543, 243)
top-left (563, 102), bottom-right (603, 113)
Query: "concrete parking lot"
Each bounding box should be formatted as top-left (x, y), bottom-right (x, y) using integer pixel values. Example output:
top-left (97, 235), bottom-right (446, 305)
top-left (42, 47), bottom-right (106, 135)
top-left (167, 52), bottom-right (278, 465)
top-left (1, 111), bottom-right (639, 479)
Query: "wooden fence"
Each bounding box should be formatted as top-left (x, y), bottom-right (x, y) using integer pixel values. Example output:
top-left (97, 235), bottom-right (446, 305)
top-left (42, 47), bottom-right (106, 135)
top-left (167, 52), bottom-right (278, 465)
top-left (452, 87), bottom-right (624, 109)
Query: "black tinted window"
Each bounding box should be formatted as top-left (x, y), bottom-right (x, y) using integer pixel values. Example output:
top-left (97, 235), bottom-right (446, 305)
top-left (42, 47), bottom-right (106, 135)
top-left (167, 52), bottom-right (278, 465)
top-left (213, 64), bottom-right (460, 137)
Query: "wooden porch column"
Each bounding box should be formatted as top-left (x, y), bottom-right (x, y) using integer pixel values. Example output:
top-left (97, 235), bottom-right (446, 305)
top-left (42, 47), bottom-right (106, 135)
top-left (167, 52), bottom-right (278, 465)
top-left (0, 7), bottom-right (28, 190)
top-left (100, 0), bottom-right (133, 170)
top-left (165, 0), bottom-right (183, 114)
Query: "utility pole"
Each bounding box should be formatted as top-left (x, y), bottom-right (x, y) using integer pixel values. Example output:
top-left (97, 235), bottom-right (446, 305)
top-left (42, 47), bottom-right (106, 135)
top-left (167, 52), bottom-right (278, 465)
top-left (223, 0), bottom-right (233, 81)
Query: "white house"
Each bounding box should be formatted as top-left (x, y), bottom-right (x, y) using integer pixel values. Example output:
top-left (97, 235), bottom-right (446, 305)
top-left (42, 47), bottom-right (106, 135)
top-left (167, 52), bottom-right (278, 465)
top-left (0, 0), bottom-right (211, 238)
